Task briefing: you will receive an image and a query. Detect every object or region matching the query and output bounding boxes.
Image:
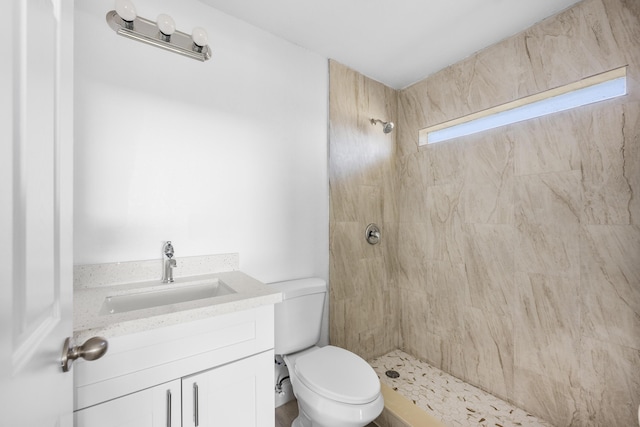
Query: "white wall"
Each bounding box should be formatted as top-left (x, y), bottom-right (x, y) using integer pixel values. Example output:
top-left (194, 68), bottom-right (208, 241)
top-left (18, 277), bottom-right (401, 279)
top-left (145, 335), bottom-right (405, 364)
top-left (74, 0), bottom-right (329, 284)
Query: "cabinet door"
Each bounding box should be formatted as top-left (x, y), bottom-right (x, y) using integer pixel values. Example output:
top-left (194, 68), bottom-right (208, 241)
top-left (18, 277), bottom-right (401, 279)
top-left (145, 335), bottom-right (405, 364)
top-left (182, 350), bottom-right (274, 427)
top-left (74, 380), bottom-right (181, 427)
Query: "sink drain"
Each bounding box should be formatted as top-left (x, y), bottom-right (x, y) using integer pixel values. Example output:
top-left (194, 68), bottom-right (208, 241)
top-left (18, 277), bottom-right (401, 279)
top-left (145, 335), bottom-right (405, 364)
top-left (385, 370), bottom-right (400, 379)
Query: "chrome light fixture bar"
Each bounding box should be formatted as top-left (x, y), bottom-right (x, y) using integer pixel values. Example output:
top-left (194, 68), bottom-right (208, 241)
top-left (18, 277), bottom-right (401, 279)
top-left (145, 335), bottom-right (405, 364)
top-left (106, 6), bottom-right (211, 62)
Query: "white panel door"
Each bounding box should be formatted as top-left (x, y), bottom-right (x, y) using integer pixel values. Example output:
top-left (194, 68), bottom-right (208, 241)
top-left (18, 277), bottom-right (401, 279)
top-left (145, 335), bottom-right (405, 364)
top-left (182, 351), bottom-right (275, 427)
top-left (74, 380), bottom-right (182, 427)
top-left (0, 0), bottom-right (74, 426)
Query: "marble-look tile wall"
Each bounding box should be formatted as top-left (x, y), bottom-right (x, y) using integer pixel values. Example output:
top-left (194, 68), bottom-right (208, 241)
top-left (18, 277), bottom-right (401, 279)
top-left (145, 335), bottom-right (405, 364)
top-left (329, 0), bottom-right (638, 424)
top-left (328, 61), bottom-right (399, 361)
top-left (395, 0), bottom-right (640, 425)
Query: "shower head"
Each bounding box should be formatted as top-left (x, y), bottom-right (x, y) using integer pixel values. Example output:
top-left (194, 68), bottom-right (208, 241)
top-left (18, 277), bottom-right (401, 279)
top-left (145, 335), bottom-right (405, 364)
top-left (370, 118), bottom-right (395, 134)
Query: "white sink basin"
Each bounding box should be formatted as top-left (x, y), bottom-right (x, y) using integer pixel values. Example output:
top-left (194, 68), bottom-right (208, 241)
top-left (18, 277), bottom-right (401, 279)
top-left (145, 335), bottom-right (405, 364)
top-left (100, 279), bottom-right (236, 315)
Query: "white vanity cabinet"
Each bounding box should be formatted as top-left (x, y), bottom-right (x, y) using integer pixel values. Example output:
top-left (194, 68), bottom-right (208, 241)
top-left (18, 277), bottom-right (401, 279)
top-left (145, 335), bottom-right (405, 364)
top-left (75, 380), bottom-right (181, 427)
top-left (73, 305), bottom-right (275, 427)
top-left (182, 351), bottom-right (273, 427)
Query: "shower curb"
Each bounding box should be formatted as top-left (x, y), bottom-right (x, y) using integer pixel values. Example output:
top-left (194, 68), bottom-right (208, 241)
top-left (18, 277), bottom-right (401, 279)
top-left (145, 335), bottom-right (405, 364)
top-left (374, 383), bottom-right (447, 427)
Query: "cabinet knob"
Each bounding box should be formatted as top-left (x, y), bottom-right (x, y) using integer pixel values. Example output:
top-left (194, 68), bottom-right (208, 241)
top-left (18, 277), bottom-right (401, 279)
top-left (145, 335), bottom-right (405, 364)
top-left (60, 336), bottom-right (108, 372)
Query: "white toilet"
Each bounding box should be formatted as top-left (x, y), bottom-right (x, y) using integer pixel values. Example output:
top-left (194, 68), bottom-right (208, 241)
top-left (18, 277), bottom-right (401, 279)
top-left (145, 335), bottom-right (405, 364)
top-left (270, 278), bottom-right (384, 427)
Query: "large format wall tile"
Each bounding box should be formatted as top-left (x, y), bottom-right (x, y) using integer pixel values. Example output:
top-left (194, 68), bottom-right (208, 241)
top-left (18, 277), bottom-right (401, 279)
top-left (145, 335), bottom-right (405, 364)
top-left (391, 1), bottom-right (639, 425)
top-left (330, 0), bottom-right (640, 425)
top-left (422, 64), bottom-right (476, 129)
top-left (463, 224), bottom-right (514, 316)
top-left (604, 0), bottom-right (640, 98)
top-left (396, 153), bottom-right (428, 224)
top-left (524, 0), bottom-right (627, 89)
top-left (462, 35), bottom-right (540, 114)
top-left (424, 260), bottom-right (467, 339)
top-left (395, 222), bottom-right (429, 293)
top-left (425, 183), bottom-right (465, 264)
top-left (513, 368), bottom-right (582, 427)
top-left (581, 224), bottom-right (640, 349)
top-left (329, 297), bottom-right (347, 349)
top-left (330, 183), bottom-right (384, 223)
top-left (514, 172), bottom-right (581, 275)
top-left (579, 337), bottom-right (640, 426)
top-left (580, 103), bottom-right (634, 225)
top-left (512, 111), bottom-right (583, 176)
top-left (399, 288), bottom-right (432, 361)
top-left (462, 308), bottom-right (514, 401)
top-left (514, 221), bottom-right (580, 277)
top-left (622, 102), bottom-right (640, 225)
top-left (397, 81), bottom-right (428, 158)
top-left (513, 272), bottom-right (581, 384)
top-left (331, 291), bottom-right (398, 361)
top-left (463, 133), bottom-right (514, 224)
top-left (515, 171), bottom-right (582, 227)
top-left (423, 139), bottom-right (466, 188)
top-left (329, 60), bottom-right (398, 360)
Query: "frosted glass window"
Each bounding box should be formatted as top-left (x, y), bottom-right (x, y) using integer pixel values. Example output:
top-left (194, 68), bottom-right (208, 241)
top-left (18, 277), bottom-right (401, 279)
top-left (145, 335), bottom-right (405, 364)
top-left (419, 67), bottom-right (627, 145)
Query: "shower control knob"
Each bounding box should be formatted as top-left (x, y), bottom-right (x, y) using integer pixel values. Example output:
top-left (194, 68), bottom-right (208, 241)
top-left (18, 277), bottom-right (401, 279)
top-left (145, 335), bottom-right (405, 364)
top-left (365, 223), bottom-right (381, 245)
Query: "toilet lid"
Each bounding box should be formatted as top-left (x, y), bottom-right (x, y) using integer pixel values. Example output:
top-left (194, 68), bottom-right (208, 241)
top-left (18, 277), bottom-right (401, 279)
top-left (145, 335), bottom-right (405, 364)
top-left (294, 346), bottom-right (380, 405)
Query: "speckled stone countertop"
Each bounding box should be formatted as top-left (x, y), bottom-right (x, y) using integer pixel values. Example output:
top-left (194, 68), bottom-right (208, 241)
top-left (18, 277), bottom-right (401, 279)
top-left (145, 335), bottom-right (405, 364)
top-left (74, 270), bottom-right (282, 342)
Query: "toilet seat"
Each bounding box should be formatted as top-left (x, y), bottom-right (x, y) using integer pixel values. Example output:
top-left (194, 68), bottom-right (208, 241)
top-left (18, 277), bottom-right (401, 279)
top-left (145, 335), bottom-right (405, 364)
top-left (294, 346), bottom-right (380, 404)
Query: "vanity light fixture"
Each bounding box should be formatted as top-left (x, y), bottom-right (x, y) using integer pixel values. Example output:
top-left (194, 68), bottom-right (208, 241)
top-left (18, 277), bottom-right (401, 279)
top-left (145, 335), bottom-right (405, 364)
top-left (115, 0), bottom-right (136, 29)
top-left (106, 0), bottom-right (212, 62)
top-left (191, 27), bottom-right (209, 53)
top-left (156, 14), bottom-right (176, 41)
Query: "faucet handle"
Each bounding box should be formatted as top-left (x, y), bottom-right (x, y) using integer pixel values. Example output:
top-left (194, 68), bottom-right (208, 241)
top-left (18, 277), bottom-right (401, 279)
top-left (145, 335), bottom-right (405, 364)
top-left (164, 241), bottom-right (174, 259)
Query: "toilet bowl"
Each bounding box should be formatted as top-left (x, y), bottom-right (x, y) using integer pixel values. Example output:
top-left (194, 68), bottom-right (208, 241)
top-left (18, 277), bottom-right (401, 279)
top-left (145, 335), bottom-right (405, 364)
top-left (269, 278), bottom-right (384, 427)
top-left (284, 346), bottom-right (384, 427)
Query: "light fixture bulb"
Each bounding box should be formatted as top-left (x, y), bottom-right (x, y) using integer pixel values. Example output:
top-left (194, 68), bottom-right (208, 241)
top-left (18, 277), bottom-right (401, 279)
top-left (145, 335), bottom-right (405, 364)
top-left (115, 0), bottom-right (137, 22)
top-left (192, 27), bottom-right (209, 47)
top-left (156, 14), bottom-right (176, 36)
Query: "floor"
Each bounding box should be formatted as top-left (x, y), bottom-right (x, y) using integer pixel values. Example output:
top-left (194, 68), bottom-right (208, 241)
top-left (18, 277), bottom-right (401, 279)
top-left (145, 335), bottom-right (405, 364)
top-left (275, 398), bottom-right (377, 427)
top-left (370, 350), bottom-right (554, 427)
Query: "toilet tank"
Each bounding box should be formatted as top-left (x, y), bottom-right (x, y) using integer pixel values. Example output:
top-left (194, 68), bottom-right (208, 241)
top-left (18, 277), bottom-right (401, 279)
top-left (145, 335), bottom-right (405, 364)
top-left (268, 278), bottom-right (327, 355)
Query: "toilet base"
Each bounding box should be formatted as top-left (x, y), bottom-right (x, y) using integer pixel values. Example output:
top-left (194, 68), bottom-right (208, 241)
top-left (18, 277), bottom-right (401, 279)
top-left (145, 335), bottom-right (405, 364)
top-left (293, 395), bottom-right (383, 427)
top-left (290, 403), bottom-right (318, 427)
top-left (291, 415), bottom-right (307, 427)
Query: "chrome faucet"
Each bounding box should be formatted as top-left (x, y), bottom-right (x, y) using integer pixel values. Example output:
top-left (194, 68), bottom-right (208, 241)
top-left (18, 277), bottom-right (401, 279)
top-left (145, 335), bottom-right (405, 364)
top-left (162, 241), bottom-right (177, 283)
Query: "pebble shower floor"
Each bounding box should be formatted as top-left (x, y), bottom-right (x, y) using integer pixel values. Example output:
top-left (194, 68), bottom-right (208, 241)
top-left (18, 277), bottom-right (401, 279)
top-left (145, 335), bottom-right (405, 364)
top-left (369, 350), bottom-right (554, 427)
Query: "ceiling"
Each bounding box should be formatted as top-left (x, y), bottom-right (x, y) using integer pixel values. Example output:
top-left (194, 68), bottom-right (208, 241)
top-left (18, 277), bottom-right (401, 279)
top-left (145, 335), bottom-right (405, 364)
top-left (199, 0), bottom-right (582, 89)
